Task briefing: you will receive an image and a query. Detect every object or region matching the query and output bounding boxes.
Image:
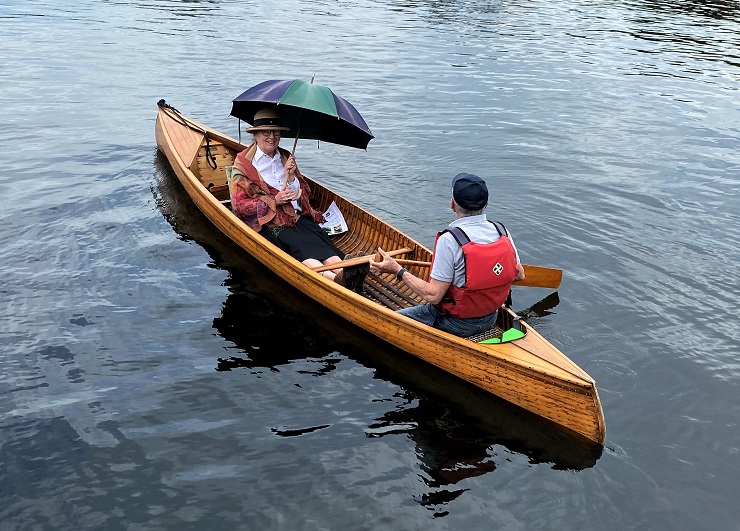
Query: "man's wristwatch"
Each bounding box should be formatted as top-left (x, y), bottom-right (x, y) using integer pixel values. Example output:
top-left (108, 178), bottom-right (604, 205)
top-left (396, 268), bottom-right (407, 281)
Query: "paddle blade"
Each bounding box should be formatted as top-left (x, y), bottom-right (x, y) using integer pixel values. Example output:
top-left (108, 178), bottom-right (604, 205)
top-left (515, 264), bottom-right (563, 289)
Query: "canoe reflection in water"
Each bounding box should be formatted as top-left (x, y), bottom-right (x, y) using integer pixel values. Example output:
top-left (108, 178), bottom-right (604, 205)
top-left (212, 286), bottom-right (601, 514)
top-left (212, 289), bottom-right (493, 514)
top-left (211, 282), bottom-right (602, 498)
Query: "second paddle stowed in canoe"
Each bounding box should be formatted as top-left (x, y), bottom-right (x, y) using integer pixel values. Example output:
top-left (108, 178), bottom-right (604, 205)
top-left (154, 100), bottom-right (605, 446)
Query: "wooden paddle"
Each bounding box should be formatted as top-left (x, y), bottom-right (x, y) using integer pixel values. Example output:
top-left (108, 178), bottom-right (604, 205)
top-left (311, 247), bottom-right (413, 273)
top-left (514, 264), bottom-right (562, 289)
top-left (314, 249), bottom-right (561, 288)
top-left (394, 259), bottom-right (562, 289)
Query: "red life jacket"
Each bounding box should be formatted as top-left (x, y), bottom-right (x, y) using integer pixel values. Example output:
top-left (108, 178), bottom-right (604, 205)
top-left (433, 221), bottom-right (518, 318)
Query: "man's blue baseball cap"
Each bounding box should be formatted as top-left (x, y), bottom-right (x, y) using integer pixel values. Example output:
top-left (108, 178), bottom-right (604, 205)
top-left (452, 173), bottom-right (488, 210)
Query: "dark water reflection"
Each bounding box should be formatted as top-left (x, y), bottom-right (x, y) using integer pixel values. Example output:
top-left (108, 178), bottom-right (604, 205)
top-left (2, 0), bottom-right (740, 529)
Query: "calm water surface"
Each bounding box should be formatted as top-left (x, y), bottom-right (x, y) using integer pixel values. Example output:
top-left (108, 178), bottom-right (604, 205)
top-left (1, 0), bottom-right (739, 529)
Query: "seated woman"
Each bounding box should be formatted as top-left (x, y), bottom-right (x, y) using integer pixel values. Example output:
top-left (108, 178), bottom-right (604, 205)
top-left (228, 107), bottom-right (366, 290)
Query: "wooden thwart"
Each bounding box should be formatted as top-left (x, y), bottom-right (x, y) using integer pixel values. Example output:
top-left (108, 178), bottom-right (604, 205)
top-left (396, 259), bottom-right (431, 268)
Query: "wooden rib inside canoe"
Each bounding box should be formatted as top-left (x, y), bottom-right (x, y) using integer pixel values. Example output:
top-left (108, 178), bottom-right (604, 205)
top-left (154, 101), bottom-right (605, 446)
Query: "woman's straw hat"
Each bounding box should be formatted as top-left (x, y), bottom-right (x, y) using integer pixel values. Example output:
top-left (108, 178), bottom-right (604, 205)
top-left (246, 108), bottom-right (290, 133)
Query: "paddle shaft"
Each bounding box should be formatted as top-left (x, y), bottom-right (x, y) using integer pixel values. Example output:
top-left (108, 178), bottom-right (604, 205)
top-left (313, 251), bottom-right (561, 288)
top-left (395, 259), bottom-right (562, 289)
top-left (311, 247), bottom-right (413, 273)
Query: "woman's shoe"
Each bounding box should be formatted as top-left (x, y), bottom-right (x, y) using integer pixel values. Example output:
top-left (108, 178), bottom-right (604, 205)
top-left (352, 251), bottom-right (369, 293)
top-left (335, 252), bottom-right (365, 291)
top-left (334, 268), bottom-right (347, 286)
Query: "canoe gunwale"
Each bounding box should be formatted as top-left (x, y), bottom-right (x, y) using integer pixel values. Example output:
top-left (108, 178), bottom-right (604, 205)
top-left (155, 104), bottom-right (606, 446)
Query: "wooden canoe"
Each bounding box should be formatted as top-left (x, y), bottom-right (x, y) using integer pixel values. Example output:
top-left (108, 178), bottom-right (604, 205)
top-left (154, 100), bottom-right (606, 446)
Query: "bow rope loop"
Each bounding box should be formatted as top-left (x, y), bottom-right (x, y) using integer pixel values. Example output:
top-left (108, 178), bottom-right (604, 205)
top-left (157, 99), bottom-right (217, 169)
top-left (203, 133), bottom-right (217, 170)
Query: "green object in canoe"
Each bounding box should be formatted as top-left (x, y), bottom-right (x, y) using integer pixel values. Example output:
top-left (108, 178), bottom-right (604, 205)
top-left (480, 328), bottom-right (526, 344)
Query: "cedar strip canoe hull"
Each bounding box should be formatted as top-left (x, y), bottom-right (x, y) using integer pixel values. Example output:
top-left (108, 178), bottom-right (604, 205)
top-left (155, 103), bottom-right (606, 446)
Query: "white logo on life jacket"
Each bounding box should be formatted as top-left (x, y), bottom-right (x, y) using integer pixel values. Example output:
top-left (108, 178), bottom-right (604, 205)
top-left (492, 263), bottom-right (503, 275)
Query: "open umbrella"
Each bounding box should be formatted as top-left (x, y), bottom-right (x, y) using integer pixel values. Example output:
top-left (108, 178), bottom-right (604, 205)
top-left (230, 78), bottom-right (374, 151)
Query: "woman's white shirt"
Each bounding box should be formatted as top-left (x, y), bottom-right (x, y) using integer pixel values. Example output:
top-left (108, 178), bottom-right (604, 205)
top-left (253, 147), bottom-right (301, 211)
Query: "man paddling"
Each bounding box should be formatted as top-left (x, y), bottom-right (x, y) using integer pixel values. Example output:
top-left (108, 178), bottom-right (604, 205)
top-left (370, 173), bottom-right (525, 337)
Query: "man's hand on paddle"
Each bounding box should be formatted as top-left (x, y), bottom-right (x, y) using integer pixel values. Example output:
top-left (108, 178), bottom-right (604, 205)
top-left (371, 247), bottom-right (450, 304)
top-left (369, 247), bottom-right (402, 276)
